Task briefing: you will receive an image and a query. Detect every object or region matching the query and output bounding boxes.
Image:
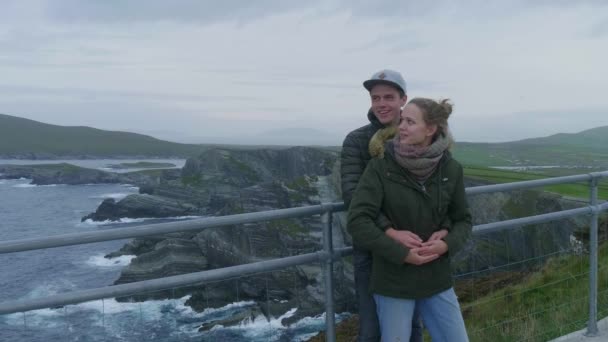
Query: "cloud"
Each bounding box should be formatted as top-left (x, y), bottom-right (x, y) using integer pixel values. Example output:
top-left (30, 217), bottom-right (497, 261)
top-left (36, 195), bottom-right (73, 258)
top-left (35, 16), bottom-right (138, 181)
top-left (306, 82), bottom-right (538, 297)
top-left (589, 18), bottom-right (608, 38)
top-left (1, 1), bottom-right (607, 146)
top-left (0, 84), bottom-right (255, 104)
top-left (43, 0), bottom-right (322, 24)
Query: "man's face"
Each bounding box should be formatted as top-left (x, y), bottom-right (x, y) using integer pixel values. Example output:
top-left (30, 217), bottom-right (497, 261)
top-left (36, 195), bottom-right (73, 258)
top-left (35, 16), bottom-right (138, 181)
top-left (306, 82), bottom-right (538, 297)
top-left (369, 84), bottom-right (407, 125)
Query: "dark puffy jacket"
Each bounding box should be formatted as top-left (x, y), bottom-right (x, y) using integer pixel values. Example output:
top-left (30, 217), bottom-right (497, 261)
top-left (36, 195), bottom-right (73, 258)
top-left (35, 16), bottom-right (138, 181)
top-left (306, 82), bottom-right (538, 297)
top-left (341, 110), bottom-right (391, 231)
top-left (347, 150), bottom-right (472, 299)
top-left (340, 110), bottom-right (385, 208)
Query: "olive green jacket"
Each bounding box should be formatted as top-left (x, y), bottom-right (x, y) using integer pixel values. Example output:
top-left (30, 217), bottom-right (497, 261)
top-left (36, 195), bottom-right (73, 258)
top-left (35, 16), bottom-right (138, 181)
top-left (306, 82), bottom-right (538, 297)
top-left (347, 150), bottom-right (472, 299)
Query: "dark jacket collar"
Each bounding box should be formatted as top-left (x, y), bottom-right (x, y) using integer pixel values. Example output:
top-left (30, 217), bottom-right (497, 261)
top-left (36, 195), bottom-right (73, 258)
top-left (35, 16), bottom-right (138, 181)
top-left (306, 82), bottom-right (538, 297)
top-left (366, 109), bottom-right (385, 130)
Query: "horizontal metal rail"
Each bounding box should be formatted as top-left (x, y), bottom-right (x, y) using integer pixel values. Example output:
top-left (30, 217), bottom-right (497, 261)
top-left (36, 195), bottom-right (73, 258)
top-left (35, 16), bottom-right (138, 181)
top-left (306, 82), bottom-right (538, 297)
top-left (2, 203), bottom-right (605, 316)
top-left (465, 171), bottom-right (608, 195)
top-left (473, 203), bottom-right (608, 235)
top-left (0, 247), bottom-right (352, 315)
top-left (0, 202), bottom-right (345, 254)
top-left (2, 172), bottom-right (607, 255)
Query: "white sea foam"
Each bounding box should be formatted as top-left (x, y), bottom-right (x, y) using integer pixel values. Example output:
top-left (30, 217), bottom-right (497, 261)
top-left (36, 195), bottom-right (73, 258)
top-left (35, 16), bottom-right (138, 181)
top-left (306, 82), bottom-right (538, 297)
top-left (5, 288), bottom-right (340, 341)
top-left (12, 182), bottom-right (63, 188)
top-left (76, 297), bottom-right (181, 316)
top-left (80, 215), bottom-right (202, 227)
top-left (119, 184), bottom-right (138, 190)
top-left (199, 300), bottom-right (257, 316)
top-left (221, 308), bottom-right (297, 341)
top-left (86, 254), bottom-right (136, 267)
top-left (90, 193), bottom-right (130, 200)
top-left (79, 217), bottom-right (149, 227)
top-left (13, 183), bottom-right (36, 188)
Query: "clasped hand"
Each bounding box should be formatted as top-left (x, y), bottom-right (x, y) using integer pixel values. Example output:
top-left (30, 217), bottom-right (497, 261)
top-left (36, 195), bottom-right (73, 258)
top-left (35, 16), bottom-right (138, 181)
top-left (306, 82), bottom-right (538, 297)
top-left (386, 228), bottom-right (448, 265)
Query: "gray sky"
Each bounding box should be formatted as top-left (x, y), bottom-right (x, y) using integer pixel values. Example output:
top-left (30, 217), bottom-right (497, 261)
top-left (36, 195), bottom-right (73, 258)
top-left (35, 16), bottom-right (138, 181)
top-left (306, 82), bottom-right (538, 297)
top-left (1, 0), bottom-right (607, 145)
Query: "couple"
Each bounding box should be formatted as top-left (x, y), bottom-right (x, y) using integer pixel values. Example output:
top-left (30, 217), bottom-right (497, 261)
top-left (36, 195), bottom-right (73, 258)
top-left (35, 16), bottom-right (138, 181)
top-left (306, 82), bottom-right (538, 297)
top-left (341, 70), bottom-right (472, 342)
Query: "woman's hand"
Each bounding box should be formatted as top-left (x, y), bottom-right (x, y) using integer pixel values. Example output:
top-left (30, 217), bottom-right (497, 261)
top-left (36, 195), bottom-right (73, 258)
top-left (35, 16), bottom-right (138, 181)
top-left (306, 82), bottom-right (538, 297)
top-left (404, 248), bottom-right (439, 265)
top-left (386, 228), bottom-right (423, 249)
top-left (419, 240), bottom-right (448, 256)
top-left (428, 229), bottom-right (448, 241)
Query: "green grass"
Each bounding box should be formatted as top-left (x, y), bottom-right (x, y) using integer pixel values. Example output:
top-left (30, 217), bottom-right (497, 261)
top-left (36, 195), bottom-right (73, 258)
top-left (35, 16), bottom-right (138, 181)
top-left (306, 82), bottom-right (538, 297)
top-left (464, 166), bottom-right (608, 200)
top-left (461, 241), bottom-right (608, 341)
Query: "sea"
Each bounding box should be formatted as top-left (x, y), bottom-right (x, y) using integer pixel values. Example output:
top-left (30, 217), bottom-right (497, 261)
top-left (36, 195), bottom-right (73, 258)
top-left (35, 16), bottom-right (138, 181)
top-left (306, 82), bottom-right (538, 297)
top-left (0, 159), bottom-right (344, 342)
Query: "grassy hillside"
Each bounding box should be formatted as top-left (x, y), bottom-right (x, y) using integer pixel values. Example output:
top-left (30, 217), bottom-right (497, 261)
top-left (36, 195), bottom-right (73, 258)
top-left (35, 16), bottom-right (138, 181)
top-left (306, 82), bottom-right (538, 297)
top-left (0, 113), bottom-right (205, 158)
top-left (453, 126), bottom-right (608, 167)
top-left (462, 238), bottom-right (608, 341)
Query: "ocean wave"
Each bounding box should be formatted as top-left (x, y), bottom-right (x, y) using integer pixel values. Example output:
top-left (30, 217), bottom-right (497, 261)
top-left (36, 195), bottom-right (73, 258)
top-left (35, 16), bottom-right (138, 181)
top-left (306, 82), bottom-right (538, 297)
top-left (199, 300), bottom-right (257, 317)
top-left (119, 184), bottom-right (139, 190)
top-left (12, 183), bottom-right (64, 188)
top-left (79, 216), bottom-right (202, 227)
top-left (77, 296), bottom-right (191, 317)
top-left (3, 290), bottom-right (347, 342)
top-left (86, 254), bottom-right (136, 267)
top-left (13, 183), bottom-right (36, 188)
top-left (90, 193), bottom-right (131, 201)
top-left (79, 217), bottom-right (149, 226)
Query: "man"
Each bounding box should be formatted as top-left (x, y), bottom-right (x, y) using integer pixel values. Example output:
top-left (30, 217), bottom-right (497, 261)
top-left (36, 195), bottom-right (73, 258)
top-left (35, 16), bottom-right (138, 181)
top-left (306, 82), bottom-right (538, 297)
top-left (341, 69), bottom-right (423, 342)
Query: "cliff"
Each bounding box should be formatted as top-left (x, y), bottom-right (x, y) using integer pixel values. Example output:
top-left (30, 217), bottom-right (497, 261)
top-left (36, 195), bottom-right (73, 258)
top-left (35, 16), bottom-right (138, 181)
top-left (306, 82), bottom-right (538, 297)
top-left (97, 146), bottom-right (352, 327)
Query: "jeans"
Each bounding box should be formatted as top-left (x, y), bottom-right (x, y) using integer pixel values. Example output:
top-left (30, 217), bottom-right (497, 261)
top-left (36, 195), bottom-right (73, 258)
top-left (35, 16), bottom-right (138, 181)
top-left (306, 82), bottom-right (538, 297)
top-left (374, 288), bottom-right (469, 342)
top-left (354, 247), bottom-right (422, 342)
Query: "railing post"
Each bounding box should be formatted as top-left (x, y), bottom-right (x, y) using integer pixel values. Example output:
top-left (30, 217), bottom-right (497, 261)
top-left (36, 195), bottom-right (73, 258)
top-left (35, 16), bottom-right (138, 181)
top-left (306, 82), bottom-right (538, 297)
top-left (586, 176), bottom-right (599, 336)
top-left (322, 210), bottom-right (336, 342)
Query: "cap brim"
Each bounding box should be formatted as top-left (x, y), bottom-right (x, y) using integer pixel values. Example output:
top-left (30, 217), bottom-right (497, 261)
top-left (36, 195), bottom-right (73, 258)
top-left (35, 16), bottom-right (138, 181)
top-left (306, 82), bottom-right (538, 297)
top-left (363, 79), bottom-right (403, 93)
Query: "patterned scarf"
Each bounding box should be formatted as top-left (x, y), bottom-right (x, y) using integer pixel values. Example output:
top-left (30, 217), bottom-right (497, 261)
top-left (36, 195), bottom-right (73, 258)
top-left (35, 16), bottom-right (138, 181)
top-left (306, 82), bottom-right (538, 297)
top-left (391, 130), bottom-right (453, 181)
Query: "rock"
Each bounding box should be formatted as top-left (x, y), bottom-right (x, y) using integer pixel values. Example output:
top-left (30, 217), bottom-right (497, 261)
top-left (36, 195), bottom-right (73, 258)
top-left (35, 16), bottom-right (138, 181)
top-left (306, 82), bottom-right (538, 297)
top-left (103, 146), bottom-right (347, 325)
top-left (114, 238), bottom-right (208, 301)
top-left (81, 194), bottom-right (201, 221)
top-left (0, 163), bottom-right (122, 185)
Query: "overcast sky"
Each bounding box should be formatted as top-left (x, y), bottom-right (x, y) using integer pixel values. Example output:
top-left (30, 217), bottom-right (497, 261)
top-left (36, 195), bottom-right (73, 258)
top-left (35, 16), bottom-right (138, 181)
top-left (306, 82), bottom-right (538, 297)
top-left (1, 0), bottom-right (607, 145)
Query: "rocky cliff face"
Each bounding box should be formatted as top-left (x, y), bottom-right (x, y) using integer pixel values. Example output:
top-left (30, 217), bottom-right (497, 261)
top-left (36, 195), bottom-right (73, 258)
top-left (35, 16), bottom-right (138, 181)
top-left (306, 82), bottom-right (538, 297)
top-left (99, 146), bottom-right (352, 327)
top-left (453, 179), bottom-right (589, 275)
top-left (94, 147), bottom-right (591, 329)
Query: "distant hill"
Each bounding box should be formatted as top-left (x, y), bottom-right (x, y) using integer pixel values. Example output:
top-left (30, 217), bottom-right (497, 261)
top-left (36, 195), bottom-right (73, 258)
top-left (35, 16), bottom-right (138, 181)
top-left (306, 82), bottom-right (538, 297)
top-left (453, 126), bottom-right (608, 167)
top-left (0, 113), bottom-right (204, 158)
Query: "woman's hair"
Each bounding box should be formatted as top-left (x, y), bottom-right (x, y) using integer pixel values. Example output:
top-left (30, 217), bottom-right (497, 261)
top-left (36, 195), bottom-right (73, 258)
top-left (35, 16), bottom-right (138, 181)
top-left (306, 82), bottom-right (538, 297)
top-left (408, 98), bottom-right (453, 139)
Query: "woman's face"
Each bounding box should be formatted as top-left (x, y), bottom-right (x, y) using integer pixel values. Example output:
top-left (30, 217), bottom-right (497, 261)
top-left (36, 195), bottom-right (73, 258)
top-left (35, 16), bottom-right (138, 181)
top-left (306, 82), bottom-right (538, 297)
top-left (398, 103), bottom-right (437, 147)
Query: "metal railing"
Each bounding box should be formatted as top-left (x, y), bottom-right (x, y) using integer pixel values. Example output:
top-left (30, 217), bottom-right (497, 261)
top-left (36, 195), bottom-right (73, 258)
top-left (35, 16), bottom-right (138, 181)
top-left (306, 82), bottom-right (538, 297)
top-left (1, 171), bottom-right (608, 341)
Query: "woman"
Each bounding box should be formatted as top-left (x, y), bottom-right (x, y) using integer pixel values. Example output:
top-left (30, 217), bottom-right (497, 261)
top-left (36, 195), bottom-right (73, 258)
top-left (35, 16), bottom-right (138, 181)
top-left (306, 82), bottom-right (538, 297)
top-left (347, 98), bottom-right (471, 341)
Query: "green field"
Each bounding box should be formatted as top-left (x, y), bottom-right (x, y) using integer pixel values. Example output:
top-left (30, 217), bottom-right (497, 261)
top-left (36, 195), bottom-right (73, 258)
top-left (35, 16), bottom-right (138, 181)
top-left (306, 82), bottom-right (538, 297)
top-left (464, 166), bottom-right (608, 200)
